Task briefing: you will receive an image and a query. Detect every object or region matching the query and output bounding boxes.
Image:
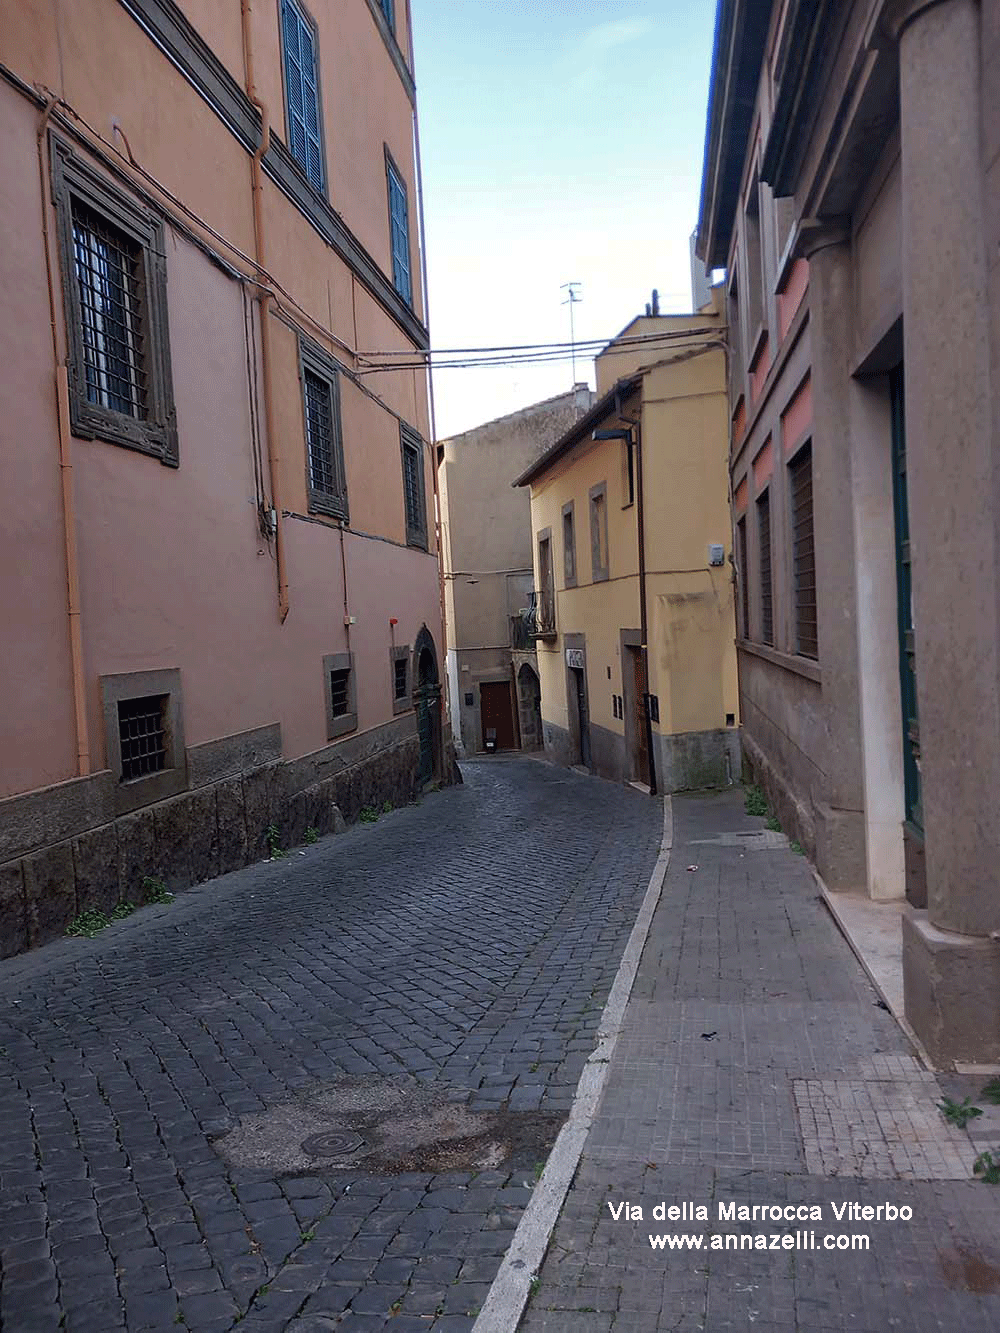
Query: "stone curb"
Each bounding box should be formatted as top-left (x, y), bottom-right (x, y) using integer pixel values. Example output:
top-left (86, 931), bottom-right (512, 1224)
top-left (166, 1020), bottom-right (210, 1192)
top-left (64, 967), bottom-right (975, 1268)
top-left (472, 795), bottom-right (674, 1333)
top-left (815, 870), bottom-right (939, 1073)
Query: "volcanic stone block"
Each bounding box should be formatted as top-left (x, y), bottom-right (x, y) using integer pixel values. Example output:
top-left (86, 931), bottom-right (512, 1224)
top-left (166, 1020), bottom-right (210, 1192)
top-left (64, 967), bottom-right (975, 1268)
top-left (72, 823), bottom-right (119, 917)
top-left (24, 840), bottom-right (76, 946)
top-left (0, 859), bottom-right (27, 958)
top-left (242, 766), bottom-right (273, 862)
top-left (216, 776), bottom-right (248, 874)
top-left (153, 793), bottom-right (195, 894)
top-left (187, 785), bottom-right (220, 886)
top-left (116, 806), bottom-right (157, 908)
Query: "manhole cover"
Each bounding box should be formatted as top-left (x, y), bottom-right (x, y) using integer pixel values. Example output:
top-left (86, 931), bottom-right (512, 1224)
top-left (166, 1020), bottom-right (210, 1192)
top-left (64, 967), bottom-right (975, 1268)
top-left (300, 1130), bottom-right (365, 1158)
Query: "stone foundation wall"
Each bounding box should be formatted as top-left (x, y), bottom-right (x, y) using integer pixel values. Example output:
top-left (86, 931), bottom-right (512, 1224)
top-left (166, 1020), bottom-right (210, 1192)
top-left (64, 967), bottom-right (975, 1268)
top-left (0, 718), bottom-right (431, 960)
top-left (741, 730), bottom-right (817, 861)
top-left (654, 727), bottom-right (741, 793)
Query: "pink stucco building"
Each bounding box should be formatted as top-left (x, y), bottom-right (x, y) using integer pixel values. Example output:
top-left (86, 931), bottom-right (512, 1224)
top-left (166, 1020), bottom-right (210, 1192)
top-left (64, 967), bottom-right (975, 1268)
top-left (0, 0), bottom-right (447, 955)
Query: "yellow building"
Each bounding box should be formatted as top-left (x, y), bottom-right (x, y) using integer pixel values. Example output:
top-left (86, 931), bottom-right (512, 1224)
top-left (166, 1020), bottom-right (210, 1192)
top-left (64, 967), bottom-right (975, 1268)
top-left (514, 297), bottom-right (740, 791)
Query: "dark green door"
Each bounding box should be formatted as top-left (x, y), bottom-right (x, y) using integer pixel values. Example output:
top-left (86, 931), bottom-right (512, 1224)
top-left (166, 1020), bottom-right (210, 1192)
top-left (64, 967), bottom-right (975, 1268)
top-left (890, 366), bottom-right (922, 830)
top-left (414, 684), bottom-right (438, 785)
top-left (413, 634), bottom-right (441, 786)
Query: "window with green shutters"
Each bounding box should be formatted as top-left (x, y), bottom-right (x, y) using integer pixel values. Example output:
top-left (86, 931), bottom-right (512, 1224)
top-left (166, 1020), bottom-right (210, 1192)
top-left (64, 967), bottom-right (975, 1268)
top-left (386, 154), bottom-right (412, 304)
top-left (281, 0), bottom-right (324, 192)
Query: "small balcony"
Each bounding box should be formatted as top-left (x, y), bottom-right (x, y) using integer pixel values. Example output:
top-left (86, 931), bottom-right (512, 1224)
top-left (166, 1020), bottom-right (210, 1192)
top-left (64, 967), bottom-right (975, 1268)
top-left (510, 613), bottom-right (533, 652)
top-left (524, 589), bottom-right (556, 641)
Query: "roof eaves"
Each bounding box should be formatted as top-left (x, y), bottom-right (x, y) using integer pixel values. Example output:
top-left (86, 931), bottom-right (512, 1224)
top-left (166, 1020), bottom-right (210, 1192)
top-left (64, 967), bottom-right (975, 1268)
top-left (512, 376), bottom-right (641, 489)
top-left (695, 0), bottom-right (775, 270)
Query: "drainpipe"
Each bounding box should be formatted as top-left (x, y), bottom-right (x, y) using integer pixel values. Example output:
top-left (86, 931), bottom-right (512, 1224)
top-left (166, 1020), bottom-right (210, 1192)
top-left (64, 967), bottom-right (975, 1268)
top-left (634, 419), bottom-right (658, 796)
top-left (241, 0), bottom-right (289, 622)
top-left (37, 91), bottom-right (91, 776)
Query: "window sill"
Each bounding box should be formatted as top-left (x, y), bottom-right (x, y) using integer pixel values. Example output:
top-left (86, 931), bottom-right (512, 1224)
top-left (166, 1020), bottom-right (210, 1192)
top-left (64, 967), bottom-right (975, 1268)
top-left (392, 696), bottom-right (412, 716)
top-left (737, 638), bottom-right (821, 684)
top-left (115, 765), bottom-right (187, 816)
top-left (308, 492), bottom-right (349, 523)
top-left (327, 713), bottom-right (358, 741)
top-left (71, 405), bottom-right (178, 467)
top-left (748, 322), bottom-right (769, 369)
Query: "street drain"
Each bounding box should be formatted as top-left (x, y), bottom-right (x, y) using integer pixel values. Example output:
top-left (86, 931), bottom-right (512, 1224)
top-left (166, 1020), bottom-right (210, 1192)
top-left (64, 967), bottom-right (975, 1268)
top-left (212, 1075), bottom-right (566, 1176)
top-left (300, 1129), bottom-right (366, 1158)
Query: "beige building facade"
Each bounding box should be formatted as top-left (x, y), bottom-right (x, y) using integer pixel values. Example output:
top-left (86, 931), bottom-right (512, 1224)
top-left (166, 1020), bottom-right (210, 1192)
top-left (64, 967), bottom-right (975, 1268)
top-left (438, 387), bottom-right (593, 757)
top-left (0, 0), bottom-right (447, 956)
top-left (515, 304), bottom-right (740, 792)
top-left (698, 0), bottom-right (1000, 1062)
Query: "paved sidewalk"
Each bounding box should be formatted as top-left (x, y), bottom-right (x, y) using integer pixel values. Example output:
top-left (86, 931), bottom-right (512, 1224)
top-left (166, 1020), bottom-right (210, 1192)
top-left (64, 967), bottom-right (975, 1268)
top-left (0, 759), bottom-right (661, 1333)
top-left (518, 789), bottom-right (1000, 1332)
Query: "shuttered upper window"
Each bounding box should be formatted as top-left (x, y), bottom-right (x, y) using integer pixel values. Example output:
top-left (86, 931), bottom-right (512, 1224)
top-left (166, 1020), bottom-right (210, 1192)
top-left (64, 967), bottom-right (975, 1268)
top-left (757, 490), bottom-right (773, 646)
top-left (281, 0), bottom-right (324, 192)
top-left (790, 444), bottom-right (817, 658)
top-left (386, 154), bottom-right (412, 305)
top-left (400, 423), bottom-right (427, 547)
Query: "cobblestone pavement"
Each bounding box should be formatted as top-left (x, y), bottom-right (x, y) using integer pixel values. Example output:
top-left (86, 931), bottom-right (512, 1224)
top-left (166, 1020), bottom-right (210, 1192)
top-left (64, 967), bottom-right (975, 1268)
top-left (0, 758), bottom-right (662, 1333)
top-left (520, 790), bottom-right (1000, 1332)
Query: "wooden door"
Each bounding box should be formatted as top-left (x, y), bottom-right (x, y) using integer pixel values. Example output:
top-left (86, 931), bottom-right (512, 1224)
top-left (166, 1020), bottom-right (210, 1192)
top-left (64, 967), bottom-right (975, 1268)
top-left (480, 681), bottom-right (517, 750)
top-left (631, 647), bottom-right (650, 785)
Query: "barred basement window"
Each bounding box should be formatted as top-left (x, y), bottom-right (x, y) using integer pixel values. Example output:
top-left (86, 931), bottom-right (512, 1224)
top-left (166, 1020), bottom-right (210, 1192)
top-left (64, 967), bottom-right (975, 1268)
top-left (329, 669), bottom-right (350, 717)
top-left (118, 695), bottom-right (168, 781)
top-left (100, 669), bottom-right (186, 813)
top-left (323, 653), bottom-right (357, 738)
top-left (757, 490), bottom-right (773, 646)
top-left (400, 424), bottom-right (427, 547)
top-left (790, 443), bottom-right (818, 659)
top-left (52, 140), bottom-right (176, 465)
top-left (299, 339), bottom-right (348, 519)
top-left (394, 656), bottom-right (408, 699)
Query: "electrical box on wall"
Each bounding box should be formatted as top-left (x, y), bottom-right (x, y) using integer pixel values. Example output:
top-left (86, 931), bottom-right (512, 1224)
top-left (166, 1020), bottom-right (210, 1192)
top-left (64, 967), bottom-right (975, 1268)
top-left (708, 543), bottom-right (725, 566)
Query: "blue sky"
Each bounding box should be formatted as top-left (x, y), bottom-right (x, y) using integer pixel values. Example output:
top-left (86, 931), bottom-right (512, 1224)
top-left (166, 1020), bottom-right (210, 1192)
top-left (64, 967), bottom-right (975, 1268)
top-left (411, 1), bottom-right (719, 438)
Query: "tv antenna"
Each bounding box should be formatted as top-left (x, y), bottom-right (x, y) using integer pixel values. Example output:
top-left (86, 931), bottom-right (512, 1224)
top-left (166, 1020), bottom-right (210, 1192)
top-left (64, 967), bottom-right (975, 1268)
top-left (561, 282), bottom-right (582, 384)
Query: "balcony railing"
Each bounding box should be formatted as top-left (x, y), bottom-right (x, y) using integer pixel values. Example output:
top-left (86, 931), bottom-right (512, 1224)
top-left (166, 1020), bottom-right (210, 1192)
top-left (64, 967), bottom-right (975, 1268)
top-left (510, 613), bottom-right (534, 652)
top-left (525, 589), bottom-right (556, 640)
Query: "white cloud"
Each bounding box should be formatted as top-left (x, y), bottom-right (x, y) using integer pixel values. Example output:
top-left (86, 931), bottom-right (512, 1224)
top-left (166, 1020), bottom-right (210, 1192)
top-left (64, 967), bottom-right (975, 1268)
top-left (576, 17), bottom-right (654, 59)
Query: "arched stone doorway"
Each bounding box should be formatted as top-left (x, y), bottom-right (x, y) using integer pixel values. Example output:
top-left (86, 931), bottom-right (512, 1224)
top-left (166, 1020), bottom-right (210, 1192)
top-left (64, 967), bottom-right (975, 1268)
top-left (413, 625), bottom-right (442, 785)
top-left (517, 662), bottom-right (543, 751)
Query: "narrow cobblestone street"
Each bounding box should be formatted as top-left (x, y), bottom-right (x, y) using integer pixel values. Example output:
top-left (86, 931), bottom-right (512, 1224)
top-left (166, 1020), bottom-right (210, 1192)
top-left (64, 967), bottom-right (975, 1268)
top-left (0, 759), bottom-right (661, 1333)
top-left (519, 790), bottom-right (1000, 1332)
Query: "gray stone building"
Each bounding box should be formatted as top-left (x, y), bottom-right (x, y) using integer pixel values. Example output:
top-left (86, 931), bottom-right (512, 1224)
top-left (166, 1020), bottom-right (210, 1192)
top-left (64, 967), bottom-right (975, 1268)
top-left (698, 0), bottom-right (1000, 1063)
top-left (437, 387), bottom-right (594, 757)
